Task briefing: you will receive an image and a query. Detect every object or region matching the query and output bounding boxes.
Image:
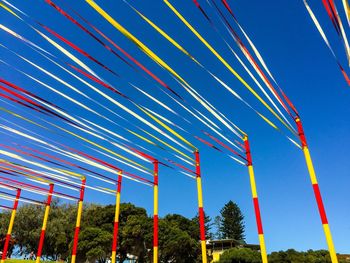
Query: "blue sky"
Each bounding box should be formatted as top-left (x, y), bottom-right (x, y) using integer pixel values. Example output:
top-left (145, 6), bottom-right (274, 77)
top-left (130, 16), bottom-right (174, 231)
top-left (1, 0), bottom-right (349, 254)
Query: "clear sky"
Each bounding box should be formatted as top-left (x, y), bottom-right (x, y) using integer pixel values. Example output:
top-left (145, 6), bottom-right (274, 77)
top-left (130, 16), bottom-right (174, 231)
top-left (1, 0), bottom-right (349, 254)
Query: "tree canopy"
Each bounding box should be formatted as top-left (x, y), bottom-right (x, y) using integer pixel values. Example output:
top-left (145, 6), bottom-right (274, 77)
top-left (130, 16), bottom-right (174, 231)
top-left (2, 200), bottom-right (343, 263)
top-left (218, 248), bottom-right (349, 263)
top-left (0, 200), bottom-right (207, 262)
top-left (217, 201), bottom-right (245, 241)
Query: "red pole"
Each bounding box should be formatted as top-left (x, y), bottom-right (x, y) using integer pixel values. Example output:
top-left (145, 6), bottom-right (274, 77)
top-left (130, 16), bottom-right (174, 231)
top-left (111, 171), bottom-right (123, 263)
top-left (36, 183), bottom-right (54, 263)
top-left (71, 177), bottom-right (86, 263)
top-left (153, 161), bottom-right (159, 263)
top-left (195, 150), bottom-right (207, 263)
top-left (1, 188), bottom-right (21, 263)
top-left (295, 117), bottom-right (338, 263)
top-left (243, 136), bottom-right (268, 263)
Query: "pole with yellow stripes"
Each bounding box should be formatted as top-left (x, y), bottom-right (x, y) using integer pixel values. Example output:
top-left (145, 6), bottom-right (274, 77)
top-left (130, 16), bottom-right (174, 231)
top-left (71, 177), bottom-right (86, 263)
top-left (295, 117), bottom-right (338, 263)
top-left (195, 150), bottom-right (207, 263)
top-left (111, 171), bottom-right (123, 263)
top-left (153, 161), bottom-right (159, 263)
top-left (243, 136), bottom-right (268, 263)
top-left (1, 188), bottom-right (21, 263)
top-left (35, 183), bottom-right (54, 263)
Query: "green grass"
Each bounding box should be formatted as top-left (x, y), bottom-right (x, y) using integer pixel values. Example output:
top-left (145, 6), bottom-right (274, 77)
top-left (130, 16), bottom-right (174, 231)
top-left (5, 260), bottom-right (56, 263)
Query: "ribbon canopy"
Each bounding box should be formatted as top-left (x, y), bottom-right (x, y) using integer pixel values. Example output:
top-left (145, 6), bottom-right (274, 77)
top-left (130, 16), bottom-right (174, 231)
top-left (0, 2), bottom-right (342, 263)
top-left (0, 0), bottom-right (308, 192)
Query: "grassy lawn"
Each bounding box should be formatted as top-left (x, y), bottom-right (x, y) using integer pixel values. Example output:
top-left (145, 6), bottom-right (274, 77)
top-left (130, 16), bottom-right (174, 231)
top-left (5, 260), bottom-right (56, 263)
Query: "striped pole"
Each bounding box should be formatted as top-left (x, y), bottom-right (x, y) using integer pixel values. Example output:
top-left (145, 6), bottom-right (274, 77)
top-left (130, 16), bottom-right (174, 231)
top-left (243, 136), bottom-right (268, 263)
top-left (153, 161), bottom-right (159, 263)
top-left (35, 183), bottom-right (54, 263)
top-left (295, 117), bottom-right (338, 263)
top-left (195, 150), bottom-right (207, 263)
top-left (71, 177), bottom-right (86, 263)
top-left (111, 171), bottom-right (123, 263)
top-left (1, 188), bottom-right (21, 263)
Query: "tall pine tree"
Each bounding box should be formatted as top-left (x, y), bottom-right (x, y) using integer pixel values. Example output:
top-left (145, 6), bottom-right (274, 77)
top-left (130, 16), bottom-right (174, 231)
top-left (219, 201), bottom-right (245, 241)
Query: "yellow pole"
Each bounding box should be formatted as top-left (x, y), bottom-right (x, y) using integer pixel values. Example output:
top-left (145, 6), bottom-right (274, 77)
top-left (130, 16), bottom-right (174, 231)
top-left (1, 188), bottom-right (21, 263)
top-left (243, 136), bottom-right (268, 263)
top-left (153, 161), bottom-right (159, 263)
top-left (35, 183), bottom-right (54, 263)
top-left (111, 171), bottom-right (122, 263)
top-left (295, 117), bottom-right (338, 263)
top-left (195, 150), bottom-right (207, 263)
top-left (71, 177), bottom-right (86, 263)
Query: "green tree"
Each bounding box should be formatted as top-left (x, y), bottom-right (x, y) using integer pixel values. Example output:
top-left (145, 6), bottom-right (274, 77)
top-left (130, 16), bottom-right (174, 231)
top-left (77, 202), bottom-right (153, 263)
top-left (219, 201), bottom-right (245, 241)
top-left (159, 214), bottom-right (200, 263)
top-left (0, 198), bottom-right (78, 260)
top-left (163, 214), bottom-right (198, 239)
top-left (192, 211), bottom-right (213, 240)
top-left (82, 204), bottom-right (115, 233)
top-left (10, 202), bottom-right (43, 255)
top-left (0, 211), bottom-right (16, 258)
top-left (76, 227), bottom-right (112, 263)
top-left (268, 249), bottom-right (333, 263)
top-left (118, 203), bottom-right (152, 262)
top-left (121, 213), bottom-right (152, 263)
top-left (43, 201), bottom-right (77, 260)
top-left (218, 249), bottom-right (346, 263)
top-left (218, 248), bottom-right (261, 263)
top-left (214, 215), bottom-right (222, 239)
